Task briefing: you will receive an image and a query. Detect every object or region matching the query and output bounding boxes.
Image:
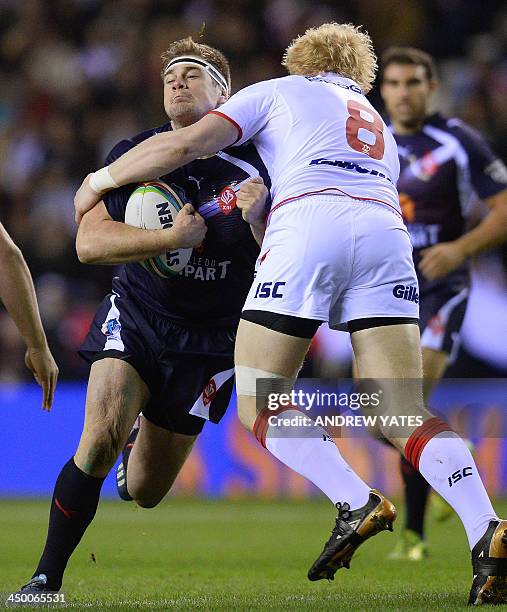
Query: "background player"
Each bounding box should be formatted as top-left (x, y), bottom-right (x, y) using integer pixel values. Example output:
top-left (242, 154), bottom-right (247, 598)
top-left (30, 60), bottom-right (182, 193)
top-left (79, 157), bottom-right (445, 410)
top-left (74, 23), bottom-right (507, 604)
top-left (19, 37), bottom-right (270, 595)
top-left (380, 46), bottom-right (507, 561)
top-left (0, 223), bottom-right (58, 411)
top-left (0, 222), bottom-right (58, 410)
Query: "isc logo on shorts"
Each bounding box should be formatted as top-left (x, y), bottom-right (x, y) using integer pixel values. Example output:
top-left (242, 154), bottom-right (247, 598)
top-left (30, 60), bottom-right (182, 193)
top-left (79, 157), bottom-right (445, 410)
top-left (254, 281), bottom-right (286, 299)
top-left (392, 284), bottom-right (419, 304)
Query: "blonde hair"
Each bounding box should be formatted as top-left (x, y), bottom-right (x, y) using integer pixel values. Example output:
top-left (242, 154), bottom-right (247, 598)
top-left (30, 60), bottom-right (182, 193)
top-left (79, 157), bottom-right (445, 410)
top-left (282, 23), bottom-right (377, 93)
top-left (161, 37), bottom-right (231, 91)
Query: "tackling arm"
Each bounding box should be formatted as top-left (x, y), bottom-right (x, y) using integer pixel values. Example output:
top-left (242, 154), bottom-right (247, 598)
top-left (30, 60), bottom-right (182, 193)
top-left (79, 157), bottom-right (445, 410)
top-left (109, 115), bottom-right (238, 185)
top-left (74, 115), bottom-right (239, 223)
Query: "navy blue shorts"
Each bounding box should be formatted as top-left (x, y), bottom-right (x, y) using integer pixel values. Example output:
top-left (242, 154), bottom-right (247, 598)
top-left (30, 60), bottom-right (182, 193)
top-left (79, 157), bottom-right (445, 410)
top-left (79, 290), bottom-right (236, 435)
top-left (419, 285), bottom-right (468, 358)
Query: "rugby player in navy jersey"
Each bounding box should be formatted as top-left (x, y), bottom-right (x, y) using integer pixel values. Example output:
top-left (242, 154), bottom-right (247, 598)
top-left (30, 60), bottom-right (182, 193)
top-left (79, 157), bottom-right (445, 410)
top-left (17, 37), bottom-right (270, 595)
top-left (379, 47), bottom-right (507, 561)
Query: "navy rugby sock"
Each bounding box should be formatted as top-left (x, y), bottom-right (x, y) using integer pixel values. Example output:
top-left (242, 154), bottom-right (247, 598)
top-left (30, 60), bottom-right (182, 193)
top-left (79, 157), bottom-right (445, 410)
top-left (400, 454), bottom-right (430, 537)
top-left (33, 458), bottom-right (105, 590)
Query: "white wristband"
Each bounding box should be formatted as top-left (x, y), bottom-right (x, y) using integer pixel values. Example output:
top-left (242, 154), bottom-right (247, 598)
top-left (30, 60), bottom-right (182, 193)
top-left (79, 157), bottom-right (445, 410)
top-left (88, 167), bottom-right (119, 195)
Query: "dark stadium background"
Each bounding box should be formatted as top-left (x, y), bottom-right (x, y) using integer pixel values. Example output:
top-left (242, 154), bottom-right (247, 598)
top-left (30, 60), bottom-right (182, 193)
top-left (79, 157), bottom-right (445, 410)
top-left (0, 0), bottom-right (505, 497)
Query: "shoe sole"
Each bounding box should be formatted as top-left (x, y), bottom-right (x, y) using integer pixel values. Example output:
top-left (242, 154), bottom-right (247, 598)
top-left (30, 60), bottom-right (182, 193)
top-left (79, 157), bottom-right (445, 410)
top-left (472, 523), bottom-right (507, 605)
top-left (311, 493), bottom-right (397, 580)
top-left (116, 461), bottom-right (133, 502)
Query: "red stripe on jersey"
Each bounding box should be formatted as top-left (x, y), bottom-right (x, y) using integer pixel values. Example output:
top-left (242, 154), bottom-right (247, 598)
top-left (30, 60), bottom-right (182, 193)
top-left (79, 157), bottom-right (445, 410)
top-left (207, 110), bottom-right (243, 143)
top-left (267, 188), bottom-right (402, 224)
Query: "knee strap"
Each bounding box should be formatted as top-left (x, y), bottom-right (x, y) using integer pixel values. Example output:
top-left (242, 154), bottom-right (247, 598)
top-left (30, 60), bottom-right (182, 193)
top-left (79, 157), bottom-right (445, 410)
top-left (235, 366), bottom-right (295, 397)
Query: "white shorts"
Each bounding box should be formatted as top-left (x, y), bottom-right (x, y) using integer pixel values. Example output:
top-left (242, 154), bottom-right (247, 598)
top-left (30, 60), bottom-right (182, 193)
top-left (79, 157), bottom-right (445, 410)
top-left (243, 195), bottom-right (419, 331)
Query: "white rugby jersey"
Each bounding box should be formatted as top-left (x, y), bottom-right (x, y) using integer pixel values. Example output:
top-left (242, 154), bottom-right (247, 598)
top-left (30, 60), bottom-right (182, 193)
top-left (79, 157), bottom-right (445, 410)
top-left (210, 73), bottom-right (401, 216)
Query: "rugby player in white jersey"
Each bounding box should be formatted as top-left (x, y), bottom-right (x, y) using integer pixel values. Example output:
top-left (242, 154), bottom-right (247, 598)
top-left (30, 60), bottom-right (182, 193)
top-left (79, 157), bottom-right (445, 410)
top-left (75, 24), bottom-right (507, 604)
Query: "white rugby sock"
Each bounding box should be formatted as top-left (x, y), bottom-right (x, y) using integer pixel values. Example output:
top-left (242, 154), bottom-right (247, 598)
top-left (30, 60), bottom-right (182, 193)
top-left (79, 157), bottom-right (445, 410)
top-left (254, 408), bottom-right (371, 509)
top-left (410, 428), bottom-right (498, 549)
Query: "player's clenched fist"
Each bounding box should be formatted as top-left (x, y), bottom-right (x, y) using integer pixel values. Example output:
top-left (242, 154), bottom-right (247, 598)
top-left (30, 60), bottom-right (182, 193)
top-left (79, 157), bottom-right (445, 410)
top-left (169, 203), bottom-right (207, 248)
top-left (237, 176), bottom-right (269, 227)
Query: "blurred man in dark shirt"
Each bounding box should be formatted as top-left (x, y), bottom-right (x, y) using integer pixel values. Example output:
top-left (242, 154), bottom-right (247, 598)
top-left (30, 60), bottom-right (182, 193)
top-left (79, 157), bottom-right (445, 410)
top-left (380, 46), bottom-right (507, 561)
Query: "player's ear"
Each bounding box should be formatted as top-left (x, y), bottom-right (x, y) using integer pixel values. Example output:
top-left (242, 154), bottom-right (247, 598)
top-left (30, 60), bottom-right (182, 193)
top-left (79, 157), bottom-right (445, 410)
top-left (429, 78), bottom-right (438, 94)
top-left (217, 86), bottom-right (228, 106)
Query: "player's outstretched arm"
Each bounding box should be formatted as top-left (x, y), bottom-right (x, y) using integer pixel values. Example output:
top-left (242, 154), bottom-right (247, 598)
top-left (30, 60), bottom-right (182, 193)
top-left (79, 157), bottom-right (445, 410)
top-left (76, 201), bottom-right (207, 265)
top-left (236, 176), bottom-right (269, 246)
top-left (0, 222), bottom-right (58, 410)
top-left (419, 188), bottom-right (507, 280)
top-left (74, 115), bottom-right (238, 223)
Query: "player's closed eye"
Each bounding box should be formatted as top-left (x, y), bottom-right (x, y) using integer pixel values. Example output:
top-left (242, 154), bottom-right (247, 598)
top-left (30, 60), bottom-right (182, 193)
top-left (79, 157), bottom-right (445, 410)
top-left (166, 75), bottom-right (199, 85)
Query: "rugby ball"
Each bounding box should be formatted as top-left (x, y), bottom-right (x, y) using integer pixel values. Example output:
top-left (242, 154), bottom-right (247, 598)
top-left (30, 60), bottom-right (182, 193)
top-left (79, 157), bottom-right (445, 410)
top-left (124, 180), bottom-right (193, 277)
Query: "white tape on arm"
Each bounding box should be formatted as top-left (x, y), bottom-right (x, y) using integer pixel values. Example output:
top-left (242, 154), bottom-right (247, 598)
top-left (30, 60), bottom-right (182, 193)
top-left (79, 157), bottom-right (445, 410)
top-left (89, 167), bottom-right (119, 195)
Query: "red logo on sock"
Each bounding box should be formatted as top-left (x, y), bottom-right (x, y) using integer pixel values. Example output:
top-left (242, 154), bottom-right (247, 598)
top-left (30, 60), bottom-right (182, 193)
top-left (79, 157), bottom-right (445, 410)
top-left (55, 497), bottom-right (77, 520)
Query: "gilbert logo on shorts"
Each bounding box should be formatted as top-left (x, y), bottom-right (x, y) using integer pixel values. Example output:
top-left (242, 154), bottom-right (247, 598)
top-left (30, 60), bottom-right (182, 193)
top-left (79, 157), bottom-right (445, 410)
top-left (392, 284), bottom-right (419, 304)
top-left (218, 186), bottom-right (236, 215)
top-left (203, 379), bottom-right (217, 406)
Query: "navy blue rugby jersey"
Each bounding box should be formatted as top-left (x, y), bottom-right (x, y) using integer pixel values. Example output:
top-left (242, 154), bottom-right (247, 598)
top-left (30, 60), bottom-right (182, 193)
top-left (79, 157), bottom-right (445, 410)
top-left (393, 113), bottom-right (507, 293)
top-left (102, 123), bottom-right (271, 326)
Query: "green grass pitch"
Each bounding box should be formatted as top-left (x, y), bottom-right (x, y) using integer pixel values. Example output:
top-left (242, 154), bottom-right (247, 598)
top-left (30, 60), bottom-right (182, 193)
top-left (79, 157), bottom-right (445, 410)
top-left (1, 498), bottom-right (506, 610)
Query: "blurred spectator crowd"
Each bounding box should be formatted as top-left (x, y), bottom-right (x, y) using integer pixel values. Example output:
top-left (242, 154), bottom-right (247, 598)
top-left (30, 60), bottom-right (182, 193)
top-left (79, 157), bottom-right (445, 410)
top-left (0, 0), bottom-right (506, 380)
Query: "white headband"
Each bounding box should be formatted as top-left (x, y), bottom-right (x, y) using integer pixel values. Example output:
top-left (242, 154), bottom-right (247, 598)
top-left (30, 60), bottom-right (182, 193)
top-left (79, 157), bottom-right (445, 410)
top-left (164, 55), bottom-right (229, 94)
